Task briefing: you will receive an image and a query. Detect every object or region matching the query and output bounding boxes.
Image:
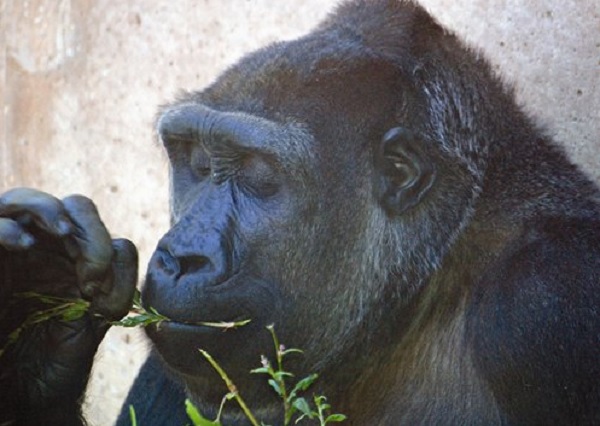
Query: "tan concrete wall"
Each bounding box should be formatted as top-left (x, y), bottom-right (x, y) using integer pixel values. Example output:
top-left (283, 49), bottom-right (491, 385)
top-left (1, 1), bottom-right (598, 424)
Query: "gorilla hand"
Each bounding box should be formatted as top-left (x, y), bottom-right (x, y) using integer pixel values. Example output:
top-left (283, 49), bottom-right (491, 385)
top-left (0, 188), bottom-right (137, 425)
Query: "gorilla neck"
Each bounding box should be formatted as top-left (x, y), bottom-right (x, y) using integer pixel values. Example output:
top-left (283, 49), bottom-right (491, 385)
top-left (319, 223), bottom-right (516, 423)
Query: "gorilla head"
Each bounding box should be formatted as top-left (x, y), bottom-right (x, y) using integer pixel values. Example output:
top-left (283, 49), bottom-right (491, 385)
top-left (136, 0), bottom-right (600, 424)
top-left (146, 0), bottom-right (450, 380)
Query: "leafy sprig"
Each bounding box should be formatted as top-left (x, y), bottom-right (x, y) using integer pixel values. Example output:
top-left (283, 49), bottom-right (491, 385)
top-left (189, 324), bottom-right (346, 426)
top-left (0, 290), bottom-right (249, 358)
top-left (2, 292), bottom-right (345, 425)
top-left (113, 290), bottom-right (251, 330)
top-left (0, 292), bottom-right (90, 358)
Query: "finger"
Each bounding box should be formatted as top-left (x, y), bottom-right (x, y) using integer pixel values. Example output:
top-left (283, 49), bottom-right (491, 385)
top-left (0, 217), bottom-right (35, 250)
top-left (91, 238), bottom-right (138, 320)
top-left (62, 195), bottom-right (113, 296)
top-left (0, 188), bottom-right (73, 236)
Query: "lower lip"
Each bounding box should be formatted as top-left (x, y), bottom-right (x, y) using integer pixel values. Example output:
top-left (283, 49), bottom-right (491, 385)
top-left (148, 320), bottom-right (221, 334)
top-left (146, 319), bottom-right (251, 338)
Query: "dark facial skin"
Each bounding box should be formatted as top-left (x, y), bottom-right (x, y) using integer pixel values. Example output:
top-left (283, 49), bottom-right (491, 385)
top-left (144, 105), bottom-right (309, 379)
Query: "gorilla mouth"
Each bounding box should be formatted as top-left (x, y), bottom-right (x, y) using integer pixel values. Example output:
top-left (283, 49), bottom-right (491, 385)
top-left (144, 317), bottom-right (250, 348)
top-left (149, 320), bottom-right (220, 336)
top-left (141, 269), bottom-right (255, 325)
top-left (145, 315), bottom-right (262, 379)
top-left (159, 315), bottom-right (252, 332)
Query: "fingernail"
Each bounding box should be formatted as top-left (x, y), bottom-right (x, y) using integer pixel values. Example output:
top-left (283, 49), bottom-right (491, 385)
top-left (82, 281), bottom-right (100, 297)
top-left (19, 233), bottom-right (35, 248)
top-left (57, 219), bottom-right (72, 235)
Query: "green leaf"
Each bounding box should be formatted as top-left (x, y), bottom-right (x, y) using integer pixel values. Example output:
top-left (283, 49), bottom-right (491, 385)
top-left (7, 326), bottom-right (22, 342)
top-left (273, 371), bottom-right (294, 381)
top-left (112, 311), bottom-right (166, 328)
top-left (292, 397), bottom-right (313, 417)
top-left (292, 374), bottom-right (318, 393)
top-left (325, 414), bottom-right (347, 423)
top-left (250, 367), bottom-right (271, 375)
top-left (61, 306), bottom-right (87, 321)
top-left (288, 373), bottom-right (319, 402)
top-left (280, 348), bottom-right (303, 357)
top-left (132, 289), bottom-right (142, 305)
top-left (185, 399), bottom-right (221, 426)
top-left (314, 395), bottom-right (330, 409)
top-left (320, 403), bottom-right (332, 411)
top-left (267, 379), bottom-right (283, 396)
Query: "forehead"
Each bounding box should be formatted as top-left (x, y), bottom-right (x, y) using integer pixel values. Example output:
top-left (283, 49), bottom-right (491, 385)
top-left (188, 30), bottom-right (404, 126)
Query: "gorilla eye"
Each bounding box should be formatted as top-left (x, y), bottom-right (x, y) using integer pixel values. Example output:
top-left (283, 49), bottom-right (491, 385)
top-left (239, 155), bottom-right (280, 198)
top-left (163, 138), bottom-right (191, 166)
top-left (190, 148), bottom-right (211, 180)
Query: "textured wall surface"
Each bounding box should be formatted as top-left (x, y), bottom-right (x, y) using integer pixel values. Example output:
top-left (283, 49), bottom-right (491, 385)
top-left (0, 1), bottom-right (598, 424)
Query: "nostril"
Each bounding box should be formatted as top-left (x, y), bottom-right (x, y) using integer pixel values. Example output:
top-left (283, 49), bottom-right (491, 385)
top-left (155, 246), bottom-right (213, 278)
top-left (179, 255), bottom-right (212, 276)
top-left (156, 249), bottom-right (180, 277)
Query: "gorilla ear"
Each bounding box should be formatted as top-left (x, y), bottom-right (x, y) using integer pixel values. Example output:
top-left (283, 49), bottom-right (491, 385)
top-left (377, 127), bottom-right (436, 215)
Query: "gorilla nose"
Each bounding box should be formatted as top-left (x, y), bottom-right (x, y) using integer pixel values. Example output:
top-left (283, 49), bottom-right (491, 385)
top-left (178, 254), bottom-right (212, 276)
top-left (153, 246), bottom-right (229, 287)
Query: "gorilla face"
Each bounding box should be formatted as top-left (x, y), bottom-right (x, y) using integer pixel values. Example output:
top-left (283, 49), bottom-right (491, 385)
top-left (140, 2), bottom-right (478, 407)
top-left (141, 45), bottom-right (413, 393)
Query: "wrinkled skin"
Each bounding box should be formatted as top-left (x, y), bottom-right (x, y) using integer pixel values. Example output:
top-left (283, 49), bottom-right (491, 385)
top-left (0, 189), bottom-right (137, 425)
top-left (3, 1), bottom-right (600, 425)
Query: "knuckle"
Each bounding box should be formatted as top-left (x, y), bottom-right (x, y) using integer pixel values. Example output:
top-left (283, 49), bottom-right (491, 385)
top-left (62, 194), bottom-right (97, 212)
top-left (112, 238), bottom-right (138, 257)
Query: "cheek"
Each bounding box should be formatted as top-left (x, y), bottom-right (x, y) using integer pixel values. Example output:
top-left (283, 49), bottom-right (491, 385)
top-left (235, 188), bottom-right (377, 356)
top-left (236, 196), bottom-right (303, 265)
top-left (261, 222), bottom-right (360, 329)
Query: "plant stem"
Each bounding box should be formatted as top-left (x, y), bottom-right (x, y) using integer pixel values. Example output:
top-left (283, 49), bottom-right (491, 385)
top-left (267, 324), bottom-right (292, 424)
top-left (199, 349), bottom-right (260, 426)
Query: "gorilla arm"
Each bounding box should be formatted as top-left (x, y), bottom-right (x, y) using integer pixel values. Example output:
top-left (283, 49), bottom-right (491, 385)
top-left (0, 188), bottom-right (137, 426)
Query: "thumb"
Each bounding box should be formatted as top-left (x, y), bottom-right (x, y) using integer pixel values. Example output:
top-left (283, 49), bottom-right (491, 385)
top-left (90, 238), bottom-right (138, 321)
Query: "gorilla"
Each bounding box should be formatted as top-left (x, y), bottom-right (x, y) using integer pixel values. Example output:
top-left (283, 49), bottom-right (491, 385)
top-left (1, 0), bottom-right (599, 424)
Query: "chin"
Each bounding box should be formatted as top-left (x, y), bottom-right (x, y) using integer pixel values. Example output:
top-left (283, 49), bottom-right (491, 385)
top-left (145, 315), bottom-right (273, 379)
